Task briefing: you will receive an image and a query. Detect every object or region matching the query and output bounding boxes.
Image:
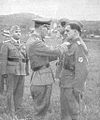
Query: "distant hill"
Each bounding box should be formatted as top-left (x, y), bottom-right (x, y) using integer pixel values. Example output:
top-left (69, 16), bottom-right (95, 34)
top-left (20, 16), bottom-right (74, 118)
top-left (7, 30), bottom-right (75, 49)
top-left (0, 13), bottom-right (100, 41)
top-left (0, 13), bottom-right (42, 30)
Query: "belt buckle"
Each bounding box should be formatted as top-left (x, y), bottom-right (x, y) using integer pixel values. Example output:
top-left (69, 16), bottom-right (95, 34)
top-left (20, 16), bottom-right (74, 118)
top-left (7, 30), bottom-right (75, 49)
top-left (19, 58), bottom-right (22, 62)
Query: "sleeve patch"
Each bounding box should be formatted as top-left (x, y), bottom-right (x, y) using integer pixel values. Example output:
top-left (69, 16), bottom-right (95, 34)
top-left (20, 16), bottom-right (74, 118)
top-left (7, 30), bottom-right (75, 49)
top-left (78, 57), bottom-right (83, 63)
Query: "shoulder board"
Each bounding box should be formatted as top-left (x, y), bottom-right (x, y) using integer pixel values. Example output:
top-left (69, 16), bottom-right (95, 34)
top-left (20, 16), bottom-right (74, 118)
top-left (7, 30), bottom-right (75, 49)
top-left (77, 41), bottom-right (81, 45)
top-left (3, 40), bottom-right (11, 43)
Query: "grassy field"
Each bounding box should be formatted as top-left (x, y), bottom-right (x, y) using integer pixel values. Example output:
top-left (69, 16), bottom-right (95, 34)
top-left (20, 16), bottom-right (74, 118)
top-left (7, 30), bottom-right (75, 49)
top-left (21, 39), bottom-right (100, 120)
top-left (0, 39), bottom-right (100, 120)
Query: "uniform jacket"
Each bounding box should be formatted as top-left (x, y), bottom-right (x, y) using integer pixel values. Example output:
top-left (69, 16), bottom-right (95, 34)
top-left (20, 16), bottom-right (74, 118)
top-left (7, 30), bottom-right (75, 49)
top-left (26, 35), bottom-right (63, 85)
top-left (59, 38), bottom-right (88, 91)
top-left (1, 39), bottom-right (29, 75)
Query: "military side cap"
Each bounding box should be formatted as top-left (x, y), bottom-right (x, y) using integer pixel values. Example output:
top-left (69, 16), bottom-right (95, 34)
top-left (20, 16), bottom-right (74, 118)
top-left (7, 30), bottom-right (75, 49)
top-left (10, 25), bottom-right (21, 34)
top-left (68, 20), bottom-right (83, 29)
top-left (32, 18), bottom-right (51, 28)
top-left (77, 21), bottom-right (83, 28)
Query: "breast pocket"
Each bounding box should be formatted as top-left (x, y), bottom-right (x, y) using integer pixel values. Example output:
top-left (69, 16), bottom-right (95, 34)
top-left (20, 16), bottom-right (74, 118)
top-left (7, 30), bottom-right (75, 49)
top-left (7, 65), bottom-right (16, 74)
top-left (8, 48), bottom-right (19, 57)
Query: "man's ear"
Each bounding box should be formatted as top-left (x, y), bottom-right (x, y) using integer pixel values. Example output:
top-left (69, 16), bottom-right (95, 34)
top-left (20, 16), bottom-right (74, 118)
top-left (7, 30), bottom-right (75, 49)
top-left (74, 30), bottom-right (77, 33)
top-left (74, 30), bottom-right (79, 35)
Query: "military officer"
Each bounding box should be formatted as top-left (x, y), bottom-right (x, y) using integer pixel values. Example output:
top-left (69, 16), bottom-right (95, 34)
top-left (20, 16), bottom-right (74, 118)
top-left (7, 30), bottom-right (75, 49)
top-left (58, 22), bottom-right (88, 120)
top-left (26, 19), bottom-right (69, 120)
top-left (1, 25), bottom-right (29, 117)
top-left (0, 31), bottom-right (10, 94)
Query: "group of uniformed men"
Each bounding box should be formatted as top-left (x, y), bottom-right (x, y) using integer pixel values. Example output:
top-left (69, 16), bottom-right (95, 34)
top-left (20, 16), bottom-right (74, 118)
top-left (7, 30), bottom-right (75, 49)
top-left (0, 19), bottom-right (88, 120)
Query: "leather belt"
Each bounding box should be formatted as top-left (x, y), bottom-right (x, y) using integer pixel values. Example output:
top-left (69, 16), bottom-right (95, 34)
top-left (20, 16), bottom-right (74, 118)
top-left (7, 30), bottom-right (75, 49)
top-left (63, 64), bottom-right (75, 71)
top-left (8, 57), bottom-right (28, 63)
top-left (32, 63), bottom-right (50, 71)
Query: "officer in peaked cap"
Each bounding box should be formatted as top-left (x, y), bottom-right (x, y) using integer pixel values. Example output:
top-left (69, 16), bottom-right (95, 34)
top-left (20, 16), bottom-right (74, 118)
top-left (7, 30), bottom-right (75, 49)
top-left (34, 18), bottom-right (52, 40)
top-left (26, 19), bottom-right (70, 119)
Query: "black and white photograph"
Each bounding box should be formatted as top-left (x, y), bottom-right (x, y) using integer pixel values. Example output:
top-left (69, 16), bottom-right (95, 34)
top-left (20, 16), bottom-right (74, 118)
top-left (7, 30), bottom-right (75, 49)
top-left (0, 0), bottom-right (100, 120)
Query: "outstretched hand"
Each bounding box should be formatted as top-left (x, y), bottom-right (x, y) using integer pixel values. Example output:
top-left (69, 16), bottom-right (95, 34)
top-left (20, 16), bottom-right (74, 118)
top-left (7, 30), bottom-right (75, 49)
top-left (60, 41), bottom-right (70, 53)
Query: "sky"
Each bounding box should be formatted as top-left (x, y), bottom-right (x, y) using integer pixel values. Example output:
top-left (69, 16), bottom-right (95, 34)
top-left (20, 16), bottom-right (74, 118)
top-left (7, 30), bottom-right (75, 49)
top-left (0, 0), bottom-right (100, 20)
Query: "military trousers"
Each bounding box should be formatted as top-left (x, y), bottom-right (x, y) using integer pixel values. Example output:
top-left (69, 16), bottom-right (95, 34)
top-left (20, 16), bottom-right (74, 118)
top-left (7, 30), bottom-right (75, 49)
top-left (60, 87), bottom-right (82, 120)
top-left (0, 75), bottom-right (4, 94)
top-left (30, 84), bottom-right (52, 119)
top-left (6, 74), bottom-right (25, 115)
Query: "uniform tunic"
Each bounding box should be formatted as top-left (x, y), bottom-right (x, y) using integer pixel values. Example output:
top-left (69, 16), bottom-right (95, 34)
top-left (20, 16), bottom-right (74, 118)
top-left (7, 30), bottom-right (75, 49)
top-left (59, 38), bottom-right (88, 120)
top-left (1, 40), bottom-right (29, 115)
top-left (26, 35), bottom-right (67, 119)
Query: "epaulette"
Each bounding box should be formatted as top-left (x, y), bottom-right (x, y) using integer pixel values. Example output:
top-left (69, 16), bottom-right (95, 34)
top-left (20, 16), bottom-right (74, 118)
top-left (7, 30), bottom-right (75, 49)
top-left (77, 41), bottom-right (81, 45)
top-left (76, 37), bottom-right (81, 45)
top-left (3, 40), bottom-right (11, 44)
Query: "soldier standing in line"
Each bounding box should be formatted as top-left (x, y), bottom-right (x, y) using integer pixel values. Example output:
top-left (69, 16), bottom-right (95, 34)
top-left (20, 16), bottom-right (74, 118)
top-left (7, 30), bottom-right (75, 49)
top-left (57, 22), bottom-right (88, 120)
top-left (0, 30), bottom-right (10, 94)
top-left (26, 19), bottom-right (69, 120)
top-left (1, 25), bottom-right (29, 118)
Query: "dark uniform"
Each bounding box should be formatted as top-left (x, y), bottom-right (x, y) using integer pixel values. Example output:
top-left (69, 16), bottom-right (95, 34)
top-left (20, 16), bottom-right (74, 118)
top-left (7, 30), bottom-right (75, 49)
top-left (59, 37), bottom-right (88, 120)
top-left (26, 19), bottom-right (68, 120)
top-left (1, 27), bottom-right (29, 116)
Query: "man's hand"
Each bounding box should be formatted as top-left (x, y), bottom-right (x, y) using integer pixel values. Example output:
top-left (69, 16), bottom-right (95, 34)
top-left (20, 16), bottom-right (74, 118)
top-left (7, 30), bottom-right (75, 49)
top-left (77, 41), bottom-right (81, 45)
top-left (63, 42), bottom-right (71, 46)
top-left (59, 42), bottom-right (70, 54)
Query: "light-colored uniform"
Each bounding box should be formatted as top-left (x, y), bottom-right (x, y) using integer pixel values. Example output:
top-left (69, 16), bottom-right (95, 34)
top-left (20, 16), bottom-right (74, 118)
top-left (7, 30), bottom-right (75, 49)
top-left (26, 35), bottom-right (68, 119)
top-left (1, 40), bottom-right (29, 115)
top-left (57, 38), bottom-right (88, 120)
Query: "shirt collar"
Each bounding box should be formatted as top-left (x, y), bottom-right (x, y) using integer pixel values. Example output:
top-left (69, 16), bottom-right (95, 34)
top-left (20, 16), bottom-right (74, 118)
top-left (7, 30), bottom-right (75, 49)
top-left (11, 37), bottom-right (20, 44)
